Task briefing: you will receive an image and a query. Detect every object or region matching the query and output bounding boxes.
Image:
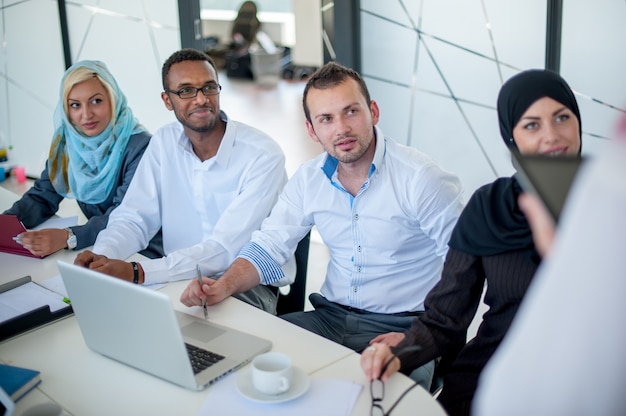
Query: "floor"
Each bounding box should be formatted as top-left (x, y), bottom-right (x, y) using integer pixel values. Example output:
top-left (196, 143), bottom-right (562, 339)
top-left (2, 73), bottom-right (486, 337)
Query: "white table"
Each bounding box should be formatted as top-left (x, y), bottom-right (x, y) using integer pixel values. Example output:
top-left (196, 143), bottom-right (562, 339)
top-left (312, 354), bottom-right (447, 416)
top-left (0, 186), bottom-right (446, 415)
top-left (0, 187), bottom-right (79, 286)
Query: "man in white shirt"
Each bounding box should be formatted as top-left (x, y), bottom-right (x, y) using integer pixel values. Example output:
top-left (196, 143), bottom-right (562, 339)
top-left (180, 62), bottom-right (464, 388)
top-left (75, 48), bottom-right (289, 313)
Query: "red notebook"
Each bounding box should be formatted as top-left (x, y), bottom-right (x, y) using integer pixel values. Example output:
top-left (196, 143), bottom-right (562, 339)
top-left (0, 214), bottom-right (43, 258)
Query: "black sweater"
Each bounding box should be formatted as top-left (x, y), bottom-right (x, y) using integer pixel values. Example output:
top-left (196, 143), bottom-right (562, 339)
top-left (394, 248), bottom-right (538, 415)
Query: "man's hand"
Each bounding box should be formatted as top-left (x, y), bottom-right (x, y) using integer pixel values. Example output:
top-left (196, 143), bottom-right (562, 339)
top-left (74, 250), bottom-right (106, 267)
top-left (180, 258), bottom-right (263, 309)
top-left (74, 250), bottom-right (142, 283)
top-left (15, 228), bottom-right (68, 257)
top-left (180, 276), bottom-right (230, 307)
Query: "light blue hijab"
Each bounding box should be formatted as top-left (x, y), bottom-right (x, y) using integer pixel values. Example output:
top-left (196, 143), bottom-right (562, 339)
top-left (48, 60), bottom-right (147, 204)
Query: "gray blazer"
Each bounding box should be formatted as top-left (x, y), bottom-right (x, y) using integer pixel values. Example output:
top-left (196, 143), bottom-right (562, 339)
top-left (4, 131), bottom-right (153, 251)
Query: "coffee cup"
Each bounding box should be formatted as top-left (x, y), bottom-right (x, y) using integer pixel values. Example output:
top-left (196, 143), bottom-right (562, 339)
top-left (251, 352), bottom-right (292, 395)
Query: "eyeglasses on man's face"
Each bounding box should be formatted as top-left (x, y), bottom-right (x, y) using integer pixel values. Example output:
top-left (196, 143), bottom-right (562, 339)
top-left (165, 83), bottom-right (222, 99)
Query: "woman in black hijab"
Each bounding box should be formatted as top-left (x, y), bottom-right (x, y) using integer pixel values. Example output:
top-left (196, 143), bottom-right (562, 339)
top-left (361, 69), bottom-right (582, 415)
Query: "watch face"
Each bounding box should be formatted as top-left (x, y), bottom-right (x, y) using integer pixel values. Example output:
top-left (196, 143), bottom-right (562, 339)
top-left (66, 229), bottom-right (77, 249)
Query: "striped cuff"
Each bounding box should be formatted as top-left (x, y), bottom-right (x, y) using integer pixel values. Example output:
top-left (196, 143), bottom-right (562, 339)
top-left (238, 241), bottom-right (285, 285)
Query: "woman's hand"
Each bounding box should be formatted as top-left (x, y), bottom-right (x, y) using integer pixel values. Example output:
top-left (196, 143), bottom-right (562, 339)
top-left (369, 332), bottom-right (406, 347)
top-left (360, 343), bottom-right (401, 382)
top-left (519, 193), bottom-right (556, 257)
top-left (15, 228), bottom-right (69, 257)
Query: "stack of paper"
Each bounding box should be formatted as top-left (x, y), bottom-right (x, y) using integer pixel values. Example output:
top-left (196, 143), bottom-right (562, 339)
top-left (198, 373), bottom-right (362, 416)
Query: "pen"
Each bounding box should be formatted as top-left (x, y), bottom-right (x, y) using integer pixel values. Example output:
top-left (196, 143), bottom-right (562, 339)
top-left (196, 265), bottom-right (208, 320)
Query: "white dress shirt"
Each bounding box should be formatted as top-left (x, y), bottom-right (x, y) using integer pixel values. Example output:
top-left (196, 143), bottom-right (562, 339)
top-left (93, 112), bottom-right (288, 285)
top-left (239, 127), bottom-right (464, 314)
top-left (473, 139), bottom-right (626, 416)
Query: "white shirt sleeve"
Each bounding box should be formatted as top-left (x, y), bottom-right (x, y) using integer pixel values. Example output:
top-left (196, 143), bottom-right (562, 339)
top-left (94, 119), bottom-right (289, 285)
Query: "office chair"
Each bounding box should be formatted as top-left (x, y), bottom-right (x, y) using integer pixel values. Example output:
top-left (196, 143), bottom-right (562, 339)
top-left (430, 366), bottom-right (444, 396)
top-left (225, 1), bottom-right (260, 79)
top-left (231, 1), bottom-right (260, 46)
top-left (429, 341), bottom-right (464, 396)
top-left (276, 232), bottom-right (311, 315)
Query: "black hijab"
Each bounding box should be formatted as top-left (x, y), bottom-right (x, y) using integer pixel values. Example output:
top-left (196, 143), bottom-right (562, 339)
top-left (448, 69), bottom-right (581, 256)
top-left (498, 69), bottom-right (582, 152)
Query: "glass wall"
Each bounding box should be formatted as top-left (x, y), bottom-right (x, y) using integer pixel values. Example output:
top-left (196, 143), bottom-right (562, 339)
top-left (0, 0), bottom-right (66, 176)
top-left (0, 0), bottom-right (180, 176)
top-left (357, 0), bottom-right (625, 197)
top-left (200, 0), bottom-right (291, 13)
top-left (200, 0), bottom-right (295, 47)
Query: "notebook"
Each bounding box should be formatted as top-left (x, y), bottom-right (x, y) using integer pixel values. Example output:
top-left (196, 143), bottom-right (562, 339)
top-left (512, 152), bottom-right (584, 222)
top-left (0, 363), bottom-right (41, 402)
top-left (57, 261), bottom-right (272, 391)
top-left (0, 215), bottom-right (42, 258)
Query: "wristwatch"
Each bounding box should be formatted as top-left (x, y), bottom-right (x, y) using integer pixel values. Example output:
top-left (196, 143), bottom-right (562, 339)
top-left (65, 228), bottom-right (77, 250)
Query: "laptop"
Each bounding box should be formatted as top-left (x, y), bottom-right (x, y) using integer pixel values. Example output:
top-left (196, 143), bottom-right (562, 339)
top-left (512, 152), bottom-right (584, 222)
top-left (57, 261), bottom-right (272, 391)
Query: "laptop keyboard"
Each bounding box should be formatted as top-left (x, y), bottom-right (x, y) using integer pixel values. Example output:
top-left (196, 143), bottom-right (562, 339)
top-left (186, 343), bottom-right (226, 374)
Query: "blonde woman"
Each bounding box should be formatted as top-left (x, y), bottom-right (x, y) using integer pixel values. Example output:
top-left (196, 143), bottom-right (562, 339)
top-left (5, 60), bottom-right (153, 257)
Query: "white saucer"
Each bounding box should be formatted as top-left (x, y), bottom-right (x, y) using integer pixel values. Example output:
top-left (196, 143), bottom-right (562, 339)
top-left (236, 366), bottom-right (310, 403)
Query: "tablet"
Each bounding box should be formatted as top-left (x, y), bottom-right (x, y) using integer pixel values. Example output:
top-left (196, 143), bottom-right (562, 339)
top-left (512, 152), bottom-right (584, 222)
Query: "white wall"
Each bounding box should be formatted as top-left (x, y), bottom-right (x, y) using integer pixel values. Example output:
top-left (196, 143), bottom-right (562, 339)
top-left (3, 0), bottom-right (622, 191)
top-left (291, 0), bottom-right (323, 67)
top-left (0, 0), bottom-right (180, 177)
top-left (358, 0), bottom-right (625, 199)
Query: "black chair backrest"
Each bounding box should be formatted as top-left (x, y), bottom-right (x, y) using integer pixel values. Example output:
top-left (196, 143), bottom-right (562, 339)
top-left (276, 232), bottom-right (311, 315)
top-left (231, 1), bottom-right (260, 44)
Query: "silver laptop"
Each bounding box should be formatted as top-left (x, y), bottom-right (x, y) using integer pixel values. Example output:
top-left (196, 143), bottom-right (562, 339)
top-left (57, 261), bottom-right (272, 391)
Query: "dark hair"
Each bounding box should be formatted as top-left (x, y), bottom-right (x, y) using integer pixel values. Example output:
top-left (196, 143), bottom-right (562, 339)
top-left (161, 48), bottom-right (217, 90)
top-left (302, 61), bottom-right (371, 123)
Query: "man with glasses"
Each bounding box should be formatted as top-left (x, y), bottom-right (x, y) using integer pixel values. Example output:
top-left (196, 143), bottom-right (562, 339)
top-left (180, 61), bottom-right (464, 390)
top-left (75, 48), bottom-right (291, 313)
